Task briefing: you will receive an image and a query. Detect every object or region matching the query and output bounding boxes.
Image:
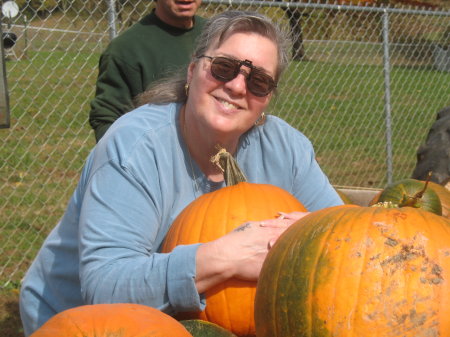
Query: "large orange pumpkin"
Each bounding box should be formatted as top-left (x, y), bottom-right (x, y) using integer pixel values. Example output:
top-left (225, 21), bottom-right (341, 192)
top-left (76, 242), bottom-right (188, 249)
top-left (162, 148), bottom-right (306, 336)
top-left (162, 181), bottom-right (306, 337)
top-left (30, 303), bottom-right (193, 337)
top-left (255, 205), bottom-right (450, 337)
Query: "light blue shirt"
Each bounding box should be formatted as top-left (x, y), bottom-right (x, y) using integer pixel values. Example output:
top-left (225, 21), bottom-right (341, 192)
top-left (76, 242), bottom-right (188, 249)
top-left (19, 102), bottom-right (342, 336)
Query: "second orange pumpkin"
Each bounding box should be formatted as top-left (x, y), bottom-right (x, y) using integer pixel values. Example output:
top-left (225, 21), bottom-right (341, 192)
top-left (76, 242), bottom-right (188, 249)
top-left (161, 182), bottom-right (306, 337)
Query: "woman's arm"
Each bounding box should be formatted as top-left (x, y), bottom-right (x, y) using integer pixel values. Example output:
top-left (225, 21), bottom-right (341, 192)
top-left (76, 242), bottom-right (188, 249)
top-left (78, 160), bottom-right (204, 314)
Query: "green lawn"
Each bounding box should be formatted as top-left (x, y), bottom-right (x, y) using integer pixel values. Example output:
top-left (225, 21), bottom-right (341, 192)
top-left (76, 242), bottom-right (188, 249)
top-left (274, 59), bottom-right (449, 187)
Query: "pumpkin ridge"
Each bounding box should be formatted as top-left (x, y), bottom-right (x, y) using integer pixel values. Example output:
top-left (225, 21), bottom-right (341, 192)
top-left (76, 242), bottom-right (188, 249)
top-left (226, 185), bottom-right (251, 334)
top-left (375, 207), bottom-right (402, 335)
top-left (414, 209), bottom-right (444, 330)
top-left (312, 207), bottom-right (352, 335)
top-left (256, 216), bottom-right (290, 336)
top-left (347, 207), bottom-right (374, 337)
top-left (277, 225), bottom-right (297, 336)
top-left (366, 207), bottom-right (387, 337)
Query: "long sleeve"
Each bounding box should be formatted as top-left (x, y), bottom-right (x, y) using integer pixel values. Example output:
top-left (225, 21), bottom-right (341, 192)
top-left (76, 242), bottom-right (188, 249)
top-left (78, 159), bottom-right (204, 313)
top-left (89, 53), bottom-right (141, 142)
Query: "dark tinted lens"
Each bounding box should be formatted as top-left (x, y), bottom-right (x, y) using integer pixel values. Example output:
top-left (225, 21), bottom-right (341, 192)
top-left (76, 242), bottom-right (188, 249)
top-left (208, 56), bottom-right (276, 97)
top-left (248, 70), bottom-right (275, 97)
top-left (210, 57), bottom-right (239, 81)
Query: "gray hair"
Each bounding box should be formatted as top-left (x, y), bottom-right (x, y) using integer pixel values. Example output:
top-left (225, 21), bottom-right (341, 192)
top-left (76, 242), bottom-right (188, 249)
top-left (134, 10), bottom-right (291, 107)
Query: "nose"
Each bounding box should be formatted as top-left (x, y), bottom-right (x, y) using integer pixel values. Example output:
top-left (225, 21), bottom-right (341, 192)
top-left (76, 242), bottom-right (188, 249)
top-left (224, 72), bottom-right (247, 96)
top-left (224, 66), bottom-right (251, 96)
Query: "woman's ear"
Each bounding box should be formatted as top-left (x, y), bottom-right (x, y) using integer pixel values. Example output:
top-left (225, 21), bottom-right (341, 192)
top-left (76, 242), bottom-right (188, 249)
top-left (187, 61), bottom-right (196, 83)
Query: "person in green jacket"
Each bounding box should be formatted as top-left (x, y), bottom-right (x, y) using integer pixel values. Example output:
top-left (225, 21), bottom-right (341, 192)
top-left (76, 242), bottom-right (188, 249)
top-left (89, 0), bottom-right (205, 142)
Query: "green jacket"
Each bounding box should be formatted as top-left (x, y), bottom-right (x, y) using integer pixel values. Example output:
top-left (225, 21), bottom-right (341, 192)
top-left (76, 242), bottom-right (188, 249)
top-left (89, 10), bottom-right (206, 142)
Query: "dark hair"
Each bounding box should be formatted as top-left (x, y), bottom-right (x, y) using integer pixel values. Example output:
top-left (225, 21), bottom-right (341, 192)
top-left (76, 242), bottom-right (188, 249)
top-left (134, 10), bottom-right (291, 107)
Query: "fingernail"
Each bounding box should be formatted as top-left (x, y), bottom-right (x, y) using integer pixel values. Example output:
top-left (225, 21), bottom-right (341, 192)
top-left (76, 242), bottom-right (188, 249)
top-left (277, 212), bottom-right (285, 219)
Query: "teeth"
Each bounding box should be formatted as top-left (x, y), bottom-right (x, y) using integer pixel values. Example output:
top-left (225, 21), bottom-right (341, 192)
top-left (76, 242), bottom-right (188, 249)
top-left (219, 99), bottom-right (238, 110)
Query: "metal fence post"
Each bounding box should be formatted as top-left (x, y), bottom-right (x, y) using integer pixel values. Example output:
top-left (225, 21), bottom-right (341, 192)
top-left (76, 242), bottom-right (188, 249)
top-left (0, 21), bottom-right (11, 128)
top-left (108, 0), bottom-right (117, 40)
top-left (382, 9), bottom-right (393, 185)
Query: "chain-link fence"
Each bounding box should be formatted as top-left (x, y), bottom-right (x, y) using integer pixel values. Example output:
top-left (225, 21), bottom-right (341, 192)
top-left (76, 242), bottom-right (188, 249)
top-left (1, 0), bottom-right (449, 287)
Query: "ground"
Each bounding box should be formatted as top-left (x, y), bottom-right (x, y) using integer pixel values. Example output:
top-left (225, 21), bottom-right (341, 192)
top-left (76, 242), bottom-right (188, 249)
top-left (0, 290), bottom-right (23, 337)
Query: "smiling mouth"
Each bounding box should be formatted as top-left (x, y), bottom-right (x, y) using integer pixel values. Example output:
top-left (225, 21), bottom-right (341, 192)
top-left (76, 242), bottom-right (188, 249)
top-left (218, 98), bottom-right (239, 110)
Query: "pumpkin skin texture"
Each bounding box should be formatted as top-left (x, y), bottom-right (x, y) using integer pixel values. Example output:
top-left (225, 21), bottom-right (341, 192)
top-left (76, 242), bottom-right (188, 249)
top-left (162, 182), bottom-right (306, 337)
top-left (255, 205), bottom-right (450, 337)
top-left (181, 320), bottom-right (238, 337)
top-left (30, 303), bottom-right (193, 337)
top-left (372, 178), bottom-right (442, 215)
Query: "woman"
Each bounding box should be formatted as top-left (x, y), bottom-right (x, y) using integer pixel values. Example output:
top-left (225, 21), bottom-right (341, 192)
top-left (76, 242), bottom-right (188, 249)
top-left (20, 10), bottom-right (343, 336)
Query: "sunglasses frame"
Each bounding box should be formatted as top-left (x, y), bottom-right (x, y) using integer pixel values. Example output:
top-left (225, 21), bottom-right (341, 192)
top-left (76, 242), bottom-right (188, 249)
top-left (198, 55), bottom-right (277, 97)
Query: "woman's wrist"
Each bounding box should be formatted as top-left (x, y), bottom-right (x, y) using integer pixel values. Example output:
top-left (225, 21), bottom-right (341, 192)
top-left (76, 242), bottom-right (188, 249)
top-left (195, 239), bottom-right (235, 293)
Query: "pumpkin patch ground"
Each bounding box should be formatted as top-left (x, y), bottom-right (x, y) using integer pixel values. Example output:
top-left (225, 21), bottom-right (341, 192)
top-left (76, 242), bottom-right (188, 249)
top-left (0, 290), bottom-right (23, 337)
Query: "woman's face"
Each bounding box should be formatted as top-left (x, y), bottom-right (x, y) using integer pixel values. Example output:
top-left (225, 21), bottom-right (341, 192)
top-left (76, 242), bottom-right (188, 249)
top-left (186, 32), bottom-right (278, 139)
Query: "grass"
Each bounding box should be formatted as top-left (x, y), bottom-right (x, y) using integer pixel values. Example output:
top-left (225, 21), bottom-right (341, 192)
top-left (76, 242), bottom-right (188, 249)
top-left (1, 49), bottom-right (98, 337)
top-left (1, 9), bottom-right (450, 337)
top-left (274, 58), bottom-right (450, 187)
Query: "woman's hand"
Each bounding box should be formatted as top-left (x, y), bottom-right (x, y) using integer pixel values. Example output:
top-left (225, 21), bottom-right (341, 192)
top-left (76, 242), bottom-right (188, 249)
top-left (194, 211), bottom-right (309, 293)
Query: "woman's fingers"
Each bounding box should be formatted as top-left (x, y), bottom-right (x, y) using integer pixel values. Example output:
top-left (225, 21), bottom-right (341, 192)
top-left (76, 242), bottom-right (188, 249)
top-left (278, 211), bottom-right (310, 221)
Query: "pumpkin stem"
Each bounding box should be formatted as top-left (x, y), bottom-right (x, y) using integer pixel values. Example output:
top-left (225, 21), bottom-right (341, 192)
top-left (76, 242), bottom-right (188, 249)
top-left (398, 171), bottom-right (432, 208)
top-left (211, 146), bottom-right (247, 186)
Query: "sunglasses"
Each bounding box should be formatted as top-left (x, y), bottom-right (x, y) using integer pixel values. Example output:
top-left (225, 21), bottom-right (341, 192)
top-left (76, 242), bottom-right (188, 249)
top-left (198, 55), bottom-right (277, 97)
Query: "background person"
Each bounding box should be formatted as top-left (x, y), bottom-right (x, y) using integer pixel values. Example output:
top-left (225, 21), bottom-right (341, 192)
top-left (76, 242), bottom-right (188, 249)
top-left (411, 105), bottom-right (450, 187)
top-left (20, 10), bottom-right (343, 336)
top-left (89, 0), bottom-right (205, 142)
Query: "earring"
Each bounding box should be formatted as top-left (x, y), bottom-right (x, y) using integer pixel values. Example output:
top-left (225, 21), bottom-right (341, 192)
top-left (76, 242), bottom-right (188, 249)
top-left (184, 83), bottom-right (190, 97)
top-left (254, 112), bottom-right (266, 126)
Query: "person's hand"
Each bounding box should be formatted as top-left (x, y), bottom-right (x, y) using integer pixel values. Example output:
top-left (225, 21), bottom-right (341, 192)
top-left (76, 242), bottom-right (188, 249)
top-left (262, 211), bottom-right (310, 248)
top-left (276, 211), bottom-right (310, 223)
top-left (195, 211), bottom-right (310, 293)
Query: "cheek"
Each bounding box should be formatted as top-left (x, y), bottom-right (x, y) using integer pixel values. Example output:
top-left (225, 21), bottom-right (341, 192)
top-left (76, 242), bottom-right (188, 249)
top-left (189, 65), bottom-right (217, 95)
top-left (249, 98), bottom-right (271, 116)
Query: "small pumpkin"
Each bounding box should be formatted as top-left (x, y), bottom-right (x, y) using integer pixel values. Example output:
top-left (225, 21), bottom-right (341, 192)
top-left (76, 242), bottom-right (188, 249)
top-left (181, 320), bottom-right (237, 337)
top-left (369, 178), bottom-right (442, 215)
top-left (30, 303), bottom-right (193, 337)
top-left (162, 148), bottom-right (306, 337)
top-left (428, 181), bottom-right (450, 219)
top-left (255, 204), bottom-right (450, 336)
